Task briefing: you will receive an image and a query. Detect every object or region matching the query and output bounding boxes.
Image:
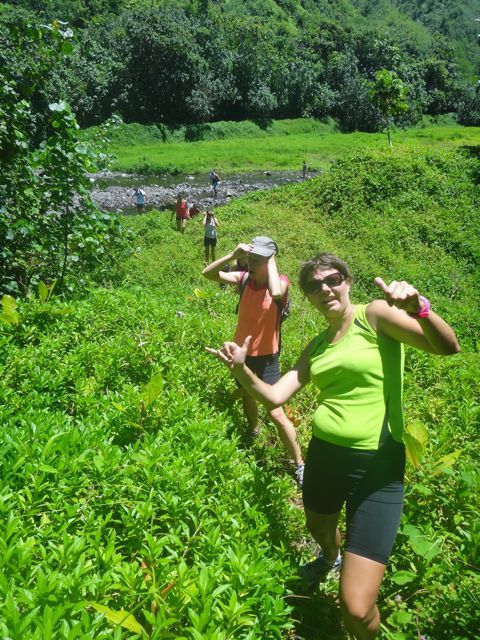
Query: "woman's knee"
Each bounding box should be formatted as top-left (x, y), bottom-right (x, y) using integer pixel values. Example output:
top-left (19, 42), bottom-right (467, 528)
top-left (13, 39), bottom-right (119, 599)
top-left (268, 406), bottom-right (288, 425)
top-left (339, 553), bottom-right (384, 628)
top-left (304, 509), bottom-right (338, 539)
top-left (339, 595), bottom-right (376, 626)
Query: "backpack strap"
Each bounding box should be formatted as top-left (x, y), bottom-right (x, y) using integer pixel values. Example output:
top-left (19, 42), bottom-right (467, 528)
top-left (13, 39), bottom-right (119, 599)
top-left (274, 295), bottom-right (287, 354)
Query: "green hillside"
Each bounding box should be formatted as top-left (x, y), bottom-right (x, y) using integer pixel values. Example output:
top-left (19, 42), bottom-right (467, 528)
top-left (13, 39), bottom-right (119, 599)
top-left (1, 147), bottom-right (478, 638)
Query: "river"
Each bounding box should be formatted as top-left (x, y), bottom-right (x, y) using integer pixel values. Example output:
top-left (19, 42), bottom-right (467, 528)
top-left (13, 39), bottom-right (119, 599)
top-left (89, 170), bottom-right (317, 214)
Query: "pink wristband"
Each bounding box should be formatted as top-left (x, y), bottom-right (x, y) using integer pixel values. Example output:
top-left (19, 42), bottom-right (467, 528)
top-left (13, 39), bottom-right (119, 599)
top-left (408, 296), bottom-right (430, 318)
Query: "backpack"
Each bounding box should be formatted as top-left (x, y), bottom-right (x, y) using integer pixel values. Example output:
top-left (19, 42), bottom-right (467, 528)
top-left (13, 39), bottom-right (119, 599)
top-left (236, 272), bottom-right (291, 351)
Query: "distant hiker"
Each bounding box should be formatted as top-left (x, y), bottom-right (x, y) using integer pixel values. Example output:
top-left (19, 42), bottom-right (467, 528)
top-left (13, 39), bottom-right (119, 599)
top-left (202, 236), bottom-right (304, 487)
top-left (133, 187), bottom-right (146, 213)
top-left (209, 170), bottom-right (220, 197)
top-left (203, 210), bottom-right (219, 263)
top-left (302, 160), bottom-right (307, 179)
top-left (172, 194), bottom-right (189, 233)
top-left (206, 251), bottom-right (460, 638)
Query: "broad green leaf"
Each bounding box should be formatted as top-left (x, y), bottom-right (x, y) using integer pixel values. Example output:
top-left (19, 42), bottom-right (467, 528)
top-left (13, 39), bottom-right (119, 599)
top-left (0, 294), bottom-right (19, 324)
top-left (141, 372), bottom-right (164, 408)
top-left (431, 450), bottom-right (461, 476)
top-left (112, 401), bottom-right (127, 413)
top-left (75, 143), bottom-right (89, 155)
top-left (2, 294), bottom-right (18, 315)
top-left (49, 100), bottom-right (69, 113)
top-left (41, 432), bottom-right (65, 458)
top-left (92, 604), bottom-right (145, 635)
top-left (391, 570), bottom-right (416, 585)
top-left (403, 524), bottom-right (441, 561)
top-left (193, 288), bottom-right (208, 299)
top-left (389, 610), bottom-right (412, 625)
top-left (38, 281), bottom-right (49, 303)
top-left (403, 419), bottom-right (428, 467)
top-left (38, 464), bottom-right (59, 474)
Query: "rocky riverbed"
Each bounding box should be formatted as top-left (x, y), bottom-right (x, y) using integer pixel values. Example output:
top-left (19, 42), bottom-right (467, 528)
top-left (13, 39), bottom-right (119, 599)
top-left (89, 170), bottom-right (317, 214)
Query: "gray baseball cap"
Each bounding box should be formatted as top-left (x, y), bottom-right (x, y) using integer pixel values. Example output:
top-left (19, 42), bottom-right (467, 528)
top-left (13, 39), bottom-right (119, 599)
top-left (251, 236), bottom-right (278, 258)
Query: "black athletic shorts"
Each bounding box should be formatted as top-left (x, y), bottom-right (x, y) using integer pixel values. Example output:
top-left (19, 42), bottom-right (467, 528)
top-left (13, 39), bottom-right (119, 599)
top-left (204, 236), bottom-right (217, 247)
top-left (302, 435), bottom-right (406, 564)
top-left (237, 353), bottom-right (281, 386)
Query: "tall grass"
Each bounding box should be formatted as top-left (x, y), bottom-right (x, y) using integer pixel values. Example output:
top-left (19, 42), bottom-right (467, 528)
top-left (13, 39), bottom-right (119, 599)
top-left (83, 118), bottom-right (337, 148)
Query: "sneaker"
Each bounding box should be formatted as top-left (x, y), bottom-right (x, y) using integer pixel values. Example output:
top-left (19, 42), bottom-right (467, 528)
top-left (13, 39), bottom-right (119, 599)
top-left (298, 552), bottom-right (342, 587)
top-left (248, 428), bottom-right (260, 440)
top-left (294, 463), bottom-right (305, 488)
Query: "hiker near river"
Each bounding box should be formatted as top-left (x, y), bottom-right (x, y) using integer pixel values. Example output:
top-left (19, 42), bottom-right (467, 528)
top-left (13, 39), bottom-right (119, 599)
top-left (202, 237), bottom-right (305, 487)
top-left (132, 187), bottom-right (146, 213)
top-left (206, 251), bottom-right (459, 640)
top-left (171, 194), bottom-right (189, 233)
top-left (209, 169), bottom-right (220, 196)
top-left (203, 210), bottom-right (219, 263)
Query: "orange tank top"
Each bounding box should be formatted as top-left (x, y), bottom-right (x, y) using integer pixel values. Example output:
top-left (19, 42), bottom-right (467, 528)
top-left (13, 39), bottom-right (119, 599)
top-left (234, 274), bottom-right (289, 356)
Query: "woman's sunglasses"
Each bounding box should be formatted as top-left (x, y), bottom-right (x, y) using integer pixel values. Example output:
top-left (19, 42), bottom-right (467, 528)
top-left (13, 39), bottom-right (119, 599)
top-left (303, 272), bottom-right (345, 295)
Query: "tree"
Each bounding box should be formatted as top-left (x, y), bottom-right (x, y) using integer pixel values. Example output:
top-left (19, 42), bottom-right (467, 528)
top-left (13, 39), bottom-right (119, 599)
top-left (369, 69), bottom-right (409, 147)
top-left (0, 21), bottom-right (129, 297)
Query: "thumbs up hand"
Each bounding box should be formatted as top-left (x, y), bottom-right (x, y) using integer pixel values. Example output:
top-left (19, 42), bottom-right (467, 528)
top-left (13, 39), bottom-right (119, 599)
top-left (374, 277), bottom-right (424, 315)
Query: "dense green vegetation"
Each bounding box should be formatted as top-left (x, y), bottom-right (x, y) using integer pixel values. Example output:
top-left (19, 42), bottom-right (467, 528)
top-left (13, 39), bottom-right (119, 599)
top-left (1, 147), bottom-right (478, 638)
top-left (2, 0), bottom-right (480, 132)
top-left (0, 24), bottom-right (131, 297)
top-left (1, 2), bottom-right (479, 638)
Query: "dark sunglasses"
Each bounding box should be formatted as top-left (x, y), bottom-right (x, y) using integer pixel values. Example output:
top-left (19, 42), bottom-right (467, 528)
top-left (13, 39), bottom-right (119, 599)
top-left (303, 272), bottom-right (345, 294)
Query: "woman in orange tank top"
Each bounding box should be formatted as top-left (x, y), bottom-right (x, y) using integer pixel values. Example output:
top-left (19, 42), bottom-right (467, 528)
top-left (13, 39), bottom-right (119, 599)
top-left (202, 236), bottom-right (304, 487)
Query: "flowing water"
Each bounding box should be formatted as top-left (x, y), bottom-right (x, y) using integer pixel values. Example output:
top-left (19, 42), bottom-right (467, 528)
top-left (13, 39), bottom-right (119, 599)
top-left (89, 170), bottom-right (316, 214)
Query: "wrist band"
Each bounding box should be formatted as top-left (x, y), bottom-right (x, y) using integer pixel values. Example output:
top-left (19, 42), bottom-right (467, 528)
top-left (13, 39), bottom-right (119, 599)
top-left (408, 296), bottom-right (430, 318)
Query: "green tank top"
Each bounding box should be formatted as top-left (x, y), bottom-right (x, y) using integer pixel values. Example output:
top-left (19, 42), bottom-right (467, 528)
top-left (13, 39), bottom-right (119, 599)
top-left (309, 305), bottom-right (404, 450)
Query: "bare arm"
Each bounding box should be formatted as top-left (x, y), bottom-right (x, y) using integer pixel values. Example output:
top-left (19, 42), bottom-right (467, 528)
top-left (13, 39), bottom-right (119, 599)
top-left (202, 243), bottom-right (251, 285)
top-left (206, 336), bottom-right (313, 409)
top-left (366, 278), bottom-right (460, 355)
top-left (267, 254), bottom-right (285, 299)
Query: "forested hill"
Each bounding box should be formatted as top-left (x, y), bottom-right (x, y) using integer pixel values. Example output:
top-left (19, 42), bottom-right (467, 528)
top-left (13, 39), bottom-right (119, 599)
top-left (1, 0), bottom-right (480, 130)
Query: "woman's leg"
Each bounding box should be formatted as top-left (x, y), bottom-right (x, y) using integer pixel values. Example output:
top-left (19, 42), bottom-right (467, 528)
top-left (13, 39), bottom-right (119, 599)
top-left (340, 441), bottom-right (405, 638)
top-left (242, 393), bottom-right (259, 433)
top-left (204, 242), bottom-right (209, 263)
top-left (339, 552), bottom-right (386, 639)
top-left (268, 407), bottom-right (303, 465)
top-left (211, 243), bottom-right (216, 261)
top-left (304, 507), bottom-right (341, 564)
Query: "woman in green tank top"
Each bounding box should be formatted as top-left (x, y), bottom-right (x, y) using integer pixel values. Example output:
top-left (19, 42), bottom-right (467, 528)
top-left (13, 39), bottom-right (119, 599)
top-left (207, 252), bottom-right (459, 640)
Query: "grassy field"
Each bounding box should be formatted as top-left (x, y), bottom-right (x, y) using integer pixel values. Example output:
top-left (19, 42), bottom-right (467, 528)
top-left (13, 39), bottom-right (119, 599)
top-left (108, 119), bottom-right (480, 175)
top-left (1, 146), bottom-right (478, 639)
